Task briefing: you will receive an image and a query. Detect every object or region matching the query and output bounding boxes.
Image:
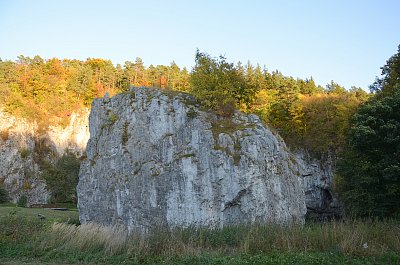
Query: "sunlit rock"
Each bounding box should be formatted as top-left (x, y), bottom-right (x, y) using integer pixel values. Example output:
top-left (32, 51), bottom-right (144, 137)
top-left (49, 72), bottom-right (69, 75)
top-left (78, 88), bottom-right (307, 231)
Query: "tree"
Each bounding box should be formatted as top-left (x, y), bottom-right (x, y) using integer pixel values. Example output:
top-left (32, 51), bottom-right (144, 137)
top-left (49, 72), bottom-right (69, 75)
top-left (124, 58), bottom-right (146, 87)
top-left (168, 61), bottom-right (182, 90)
top-left (298, 77), bottom-right (323, 95)
top-left (190, 50), bottom-right (256, 115)
top-left (337, 46), bottom-right (400, 217)
top-left (177, 67), bottom-right (190, 92)
top-left (299, 93), bottom-right (365, 156)
top-left (337, 92), bottom-right (400, 217)
top-left (41, 153), bottom-right (81, 203)
top-left (370, 44), bottom-right (400, 97)
top-left (326, 80), bottom-right (347, 95)
top-left (68, 63), bottom-right (96, 104)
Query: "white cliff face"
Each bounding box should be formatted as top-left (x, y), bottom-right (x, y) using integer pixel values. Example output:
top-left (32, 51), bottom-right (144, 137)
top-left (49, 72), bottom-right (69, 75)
top-left (47, 111), bottom-right (90, 156)
top-left (0, 109), bottom-right (90, 205)
top-left (0, 111), bottom-right (46, 204)
top-left (77, 88), bottom-right (307, 232)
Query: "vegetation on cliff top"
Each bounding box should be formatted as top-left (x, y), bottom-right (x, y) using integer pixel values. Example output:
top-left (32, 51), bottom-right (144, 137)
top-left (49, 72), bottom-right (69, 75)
top-left (0, 56), bottom-right (190, 129)
top-left (190, 50), bottom-right (258, 116)
top-left (0, 52), bottom-right (367, 157)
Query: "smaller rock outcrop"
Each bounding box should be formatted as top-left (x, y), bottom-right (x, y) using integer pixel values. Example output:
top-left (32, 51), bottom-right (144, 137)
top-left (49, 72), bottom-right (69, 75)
top-left (0, 111), bottom-right (47, 205)
top-left (295, 152), bottom-right (342, 219)
top-left (0, 109), bottom-right (89, 205)
top-left (78, 88), bottom-right (307, 232)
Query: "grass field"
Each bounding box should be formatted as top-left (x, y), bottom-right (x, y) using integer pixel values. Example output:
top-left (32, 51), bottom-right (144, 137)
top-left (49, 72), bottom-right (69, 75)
top-left (0, 205), bottom-right (79, 224)
top-left (0, 204), bottom-right (399, 264)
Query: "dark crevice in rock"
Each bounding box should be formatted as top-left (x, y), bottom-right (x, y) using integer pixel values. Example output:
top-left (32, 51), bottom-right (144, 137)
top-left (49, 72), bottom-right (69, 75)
top-left (223, 189), bottom-right (248, 211)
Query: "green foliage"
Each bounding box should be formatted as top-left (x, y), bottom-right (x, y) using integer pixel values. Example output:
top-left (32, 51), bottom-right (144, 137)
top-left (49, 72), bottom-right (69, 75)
top-left (19, 148), bottom-right (31, 159)
top-left (296, 92), bottom-right (367, 156)
top-left (248, 70), bottom-right (368, 156)
top-left (337, 46), bottom-right (400, 218)
top-left (337, 91), bottom-right (400, 217)
top-left (0, 206), bottom-right (78, 245)
top-left (0, 56), bottom-right (191, 127)
top-left (0, 187), bottom-right (9, 203)
top-left (190, 50), bottom-right (257, 116)
top-left (17, 195), bottom-right (27, 207)
top-left (0, 210), bottom-right (44, 243)
top-left (108, 111), bottom-right (118, 125)
top-left (0, 52), bottom-right (368, 159)
top-left (41, 153), bottom-right (81, 203)
top-left (370, 44), bottom-right (400, 97)
top-left (210, 119), bottom-right (250, 140)
top-left (0, 205), bottom-right (79, 223)
top-left (186, 108), bottom-right (198, 119)
top-left (0, 52), bottom-right (371, 159)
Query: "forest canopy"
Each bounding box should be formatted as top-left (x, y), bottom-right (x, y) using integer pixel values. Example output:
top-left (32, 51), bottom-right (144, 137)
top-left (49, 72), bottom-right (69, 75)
top-left (0, 52), bottom-right (368, 156)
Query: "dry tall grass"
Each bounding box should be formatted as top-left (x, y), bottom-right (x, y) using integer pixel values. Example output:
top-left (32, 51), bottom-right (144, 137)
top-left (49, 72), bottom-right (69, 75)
top-left (39, 219), bottom-right (400, 257)
top-left (41, 223), bottom-right (128, 254)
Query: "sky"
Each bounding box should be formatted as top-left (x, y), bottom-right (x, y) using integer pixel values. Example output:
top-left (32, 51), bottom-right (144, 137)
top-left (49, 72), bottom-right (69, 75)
top-left (0, 0), bottom-right (399, 90)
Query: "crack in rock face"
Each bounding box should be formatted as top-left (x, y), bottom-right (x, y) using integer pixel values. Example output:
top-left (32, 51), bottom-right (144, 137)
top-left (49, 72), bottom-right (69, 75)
top-left (77, 88), bottom-right (307, 232)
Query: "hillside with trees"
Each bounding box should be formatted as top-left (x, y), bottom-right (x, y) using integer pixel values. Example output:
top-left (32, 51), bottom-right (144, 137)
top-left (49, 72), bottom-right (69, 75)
top-left (0, 56), bottom-right (190, 129)
top-left (0, 52), bottom-right (368, 157)
top-left (190, 50), bottom-right (368, 158)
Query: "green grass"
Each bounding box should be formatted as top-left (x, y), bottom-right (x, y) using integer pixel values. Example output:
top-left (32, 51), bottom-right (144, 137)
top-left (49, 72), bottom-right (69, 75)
top-left (0, 247), bottom-right (398, 265)
top-left (0, 205), bottom-right (398, 264)
top-left (0, 205), bottom-right (79, 224)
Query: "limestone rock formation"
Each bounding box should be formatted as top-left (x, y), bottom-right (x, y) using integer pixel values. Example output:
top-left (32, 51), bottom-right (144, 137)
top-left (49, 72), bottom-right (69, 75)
top-left (295, 153), bottom-right (342, 219)
top-left (78, 88), bottom-right (307, 231)
top-left (0, 109), bottom-right (89, 205)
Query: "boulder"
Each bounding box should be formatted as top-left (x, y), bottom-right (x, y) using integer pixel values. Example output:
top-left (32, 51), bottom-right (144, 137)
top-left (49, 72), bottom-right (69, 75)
top-left (78, 88), bottom-right (307, 232)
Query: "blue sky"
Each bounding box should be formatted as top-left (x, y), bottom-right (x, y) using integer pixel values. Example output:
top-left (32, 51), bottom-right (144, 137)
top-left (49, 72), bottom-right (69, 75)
top-left (0, 0), bottom-right (399, 90)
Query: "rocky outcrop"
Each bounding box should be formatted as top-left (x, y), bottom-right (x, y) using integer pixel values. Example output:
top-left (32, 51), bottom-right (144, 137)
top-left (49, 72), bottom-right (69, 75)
top-left (0, 111), bottom-right (46, 205)
top-left (0, 110), bottom-right (89, 205)
top-left (78, 88), bottom-right (307, 232)
top-left (296, 152), bottom-right (342, 219)
top-left (47, 112), bottom-right (90, 156)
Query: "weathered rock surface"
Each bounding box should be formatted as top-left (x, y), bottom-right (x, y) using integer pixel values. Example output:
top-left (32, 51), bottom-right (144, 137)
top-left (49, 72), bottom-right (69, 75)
top-left (78, 88), bottom-right (307, 231)
top-left (0, 110), bottom-right (89, 205)
top-left (296, 152), bottom-right (342, 219)
top-left (47, 112), bottom-right (90, 156)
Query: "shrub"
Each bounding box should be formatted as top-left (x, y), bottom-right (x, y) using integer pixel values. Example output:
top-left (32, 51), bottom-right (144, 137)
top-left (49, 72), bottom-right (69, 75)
top-left (186, 108), bottom-right (198, 119)
top-left (17, 195), bottom-right (28, 207)
top-left (0, 187), bottom-right (9, 203)
top-left (108, 111), bottom-right (118, 125)
top-left (41, 152), bottom-right (81, 203)
top-left (19, 148), bottom-right (31, 159)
